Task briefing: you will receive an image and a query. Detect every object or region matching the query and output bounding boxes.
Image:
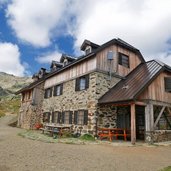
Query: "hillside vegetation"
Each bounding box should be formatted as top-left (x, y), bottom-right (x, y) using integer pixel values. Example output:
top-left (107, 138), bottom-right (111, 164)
top-left (0, 72), bottom-right (32, 117)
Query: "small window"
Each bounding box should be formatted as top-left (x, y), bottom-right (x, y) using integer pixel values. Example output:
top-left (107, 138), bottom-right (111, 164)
top-left (74, 110), bottom-right (88, 125)
top-left (62, 111), bottom-right (72, 124)
top-left (75, 75), bottom-right (89, 91)
top-left (85, 48), bottom-right (91, 55)
top-left (118, 53), bottom-right (129, 68)
top-left (52, 111), bottom-right (61, 123)
top-left (43, 112), bottom-right (50, 123)
top-left (164, 77), bottom-right (171, 92)
top-left (54, 84), bottom-right (63, 96)
top-left (44, 88), bottom-right (52, 99)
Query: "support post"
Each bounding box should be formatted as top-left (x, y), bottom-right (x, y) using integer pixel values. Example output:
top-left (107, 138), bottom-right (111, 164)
top-left (131, 103), bottom-right (136, 145)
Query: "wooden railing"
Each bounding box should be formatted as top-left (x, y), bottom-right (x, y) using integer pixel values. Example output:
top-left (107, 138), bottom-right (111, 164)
top-left (98, 128), bottom-right (131, 142)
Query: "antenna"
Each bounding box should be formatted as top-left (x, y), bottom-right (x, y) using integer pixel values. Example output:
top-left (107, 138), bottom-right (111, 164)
top-left (107, 51), bottom-right (114, 80)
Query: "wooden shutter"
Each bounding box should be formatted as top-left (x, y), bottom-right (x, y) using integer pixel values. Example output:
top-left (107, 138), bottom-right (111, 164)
top-left (165, 77), bottom-right (171, 92)
top-left (50, 87), bottom-right (53, 97)
top-left (53, 86), bottom-right (57, 96)
top-left (62, 112), bottom-right (65, 124)
top-left (51, 112), bottom-right (54, 123)
top-left (85, 75), bottom-right (89, 89)
top-left (57, 112), bottom-right (61, 124)
top-left (83, 110), bottom-right (88, 125)
top-left (69, 111), bottom-right (73, 124)
top-left (74, 111), bottom-right (78, 124)
top-left (48, 112), bottom-right (50, 122)
top-left (60, 84), bottom-right (63, 95)
top-left (75, 78), bottom-right (80, 91)
top-left (44, 89), bottom-right (47, 99)
top-left (118, 53), bottom-right (122, 65)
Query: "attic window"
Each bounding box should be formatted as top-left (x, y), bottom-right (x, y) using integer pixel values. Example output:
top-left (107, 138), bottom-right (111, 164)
top-left (164, 77), bottom-right (171, 92)
top-left (118, 53), bottom-right (129, 68)
top-left (85, 47), bottom-right (91, 55)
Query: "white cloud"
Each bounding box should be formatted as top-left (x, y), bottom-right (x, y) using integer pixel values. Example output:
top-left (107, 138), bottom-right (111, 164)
top-left (36, 51), bottom-right (62, 64)
top-left (70, 0), bottom-right (171, 65)
top-left (6, 0), bottom-right (68, 47)
top-left (5, 0), bottom-right (171, 65)
top-left (0, 42), bottom-right (26, 76)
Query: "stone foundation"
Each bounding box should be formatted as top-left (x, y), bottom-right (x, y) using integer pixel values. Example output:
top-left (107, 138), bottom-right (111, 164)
top-left (145, 130), bottom-right (171, 143)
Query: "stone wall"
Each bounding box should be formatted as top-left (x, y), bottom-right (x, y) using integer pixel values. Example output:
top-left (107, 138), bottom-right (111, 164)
top-left (145, 130), bottom-right (171, 143)
top-left (18, 82), bottom-right (44, 129)
top-left (43, 71), bottom-right (120, 134)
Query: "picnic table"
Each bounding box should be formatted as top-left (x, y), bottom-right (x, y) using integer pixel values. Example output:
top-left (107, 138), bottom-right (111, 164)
top-left (98, 128), bottom-right (130, 142)
top-left (40, 124), bottom-right (72, 137)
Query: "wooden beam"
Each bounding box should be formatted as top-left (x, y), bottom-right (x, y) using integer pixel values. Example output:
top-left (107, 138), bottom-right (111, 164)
top-left (131, 103), bottom-right (136, 145)
top-left (135, 101), bottom-right (146, 106)
top-left (154, 106), bottom-right (165, 128)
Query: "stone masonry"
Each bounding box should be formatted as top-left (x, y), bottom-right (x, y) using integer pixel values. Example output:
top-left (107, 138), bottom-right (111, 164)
top-left (43, 71), bottom-right (120, 134)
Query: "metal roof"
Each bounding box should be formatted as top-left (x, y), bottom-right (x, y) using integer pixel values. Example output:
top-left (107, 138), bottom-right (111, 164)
top-left (98, 60), bottom-right (164, 104)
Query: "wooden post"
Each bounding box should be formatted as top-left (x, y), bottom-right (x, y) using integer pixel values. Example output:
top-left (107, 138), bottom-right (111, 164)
top-left (131, 103), bottom-right (136, 145)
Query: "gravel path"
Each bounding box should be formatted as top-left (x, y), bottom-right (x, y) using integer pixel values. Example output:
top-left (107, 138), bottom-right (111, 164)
top-left (0, 115), bottom-right (171, 171)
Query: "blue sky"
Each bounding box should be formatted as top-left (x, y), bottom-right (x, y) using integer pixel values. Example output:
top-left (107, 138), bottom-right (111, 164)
top-left (0, 0), bottom-right (171, 76)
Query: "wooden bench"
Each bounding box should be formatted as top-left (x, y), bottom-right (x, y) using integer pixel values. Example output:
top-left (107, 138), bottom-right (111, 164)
top-left (98, 128), bottom-right (130, 142)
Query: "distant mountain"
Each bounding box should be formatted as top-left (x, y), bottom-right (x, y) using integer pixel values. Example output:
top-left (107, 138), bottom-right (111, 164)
top-left (0, 72), bottom-right (32, 98)
top-left (0, 72), bottom-right (32, 116)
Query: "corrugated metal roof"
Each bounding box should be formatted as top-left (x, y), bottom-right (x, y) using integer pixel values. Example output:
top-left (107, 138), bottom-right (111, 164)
top-left (98, 60), bottom-right (164, 104)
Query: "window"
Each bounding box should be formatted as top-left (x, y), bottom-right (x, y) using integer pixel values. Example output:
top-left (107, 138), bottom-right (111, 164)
top-left (118, 53), bottom-right (129, 68)
top-left (75, 75), bottom-right (89, 91)
top-left (74, 110), bottom-right (88, 125)
top-left (85, 48), bottom-right (91, 55)
top-left (164, 77), bottom-right (171, 92)
top-left (52, 111), bottom-right (61, 123)
top-left (44, 88), bottom-right (52, 99)
top-left (62, 111), bottom-right (73, 124)
top-left (54, 84), bottom-right (63, 96)
top-left (43, 112), bottom-right (50, 123)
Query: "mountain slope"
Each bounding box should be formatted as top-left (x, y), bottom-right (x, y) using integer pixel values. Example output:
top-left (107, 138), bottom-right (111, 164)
top-left (0, 72), bottom-right (32, 117)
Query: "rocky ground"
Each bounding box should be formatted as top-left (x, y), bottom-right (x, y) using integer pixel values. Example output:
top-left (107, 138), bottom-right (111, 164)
top-left (0, 115), bottom-right (171, 171)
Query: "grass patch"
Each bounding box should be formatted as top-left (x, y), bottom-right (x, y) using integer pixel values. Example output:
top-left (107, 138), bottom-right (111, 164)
top-left (160, 166), bottom-right (171, 171)
top-left (18, 130), bottom-right (97, 145)
top-left (0, 98), bottom-right (20, 115)
top-left (79, 134), bottom-right (95, 141)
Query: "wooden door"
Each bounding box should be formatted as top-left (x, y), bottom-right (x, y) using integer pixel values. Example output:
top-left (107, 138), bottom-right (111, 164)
top-left (135, 106), bottom-right (145, 140)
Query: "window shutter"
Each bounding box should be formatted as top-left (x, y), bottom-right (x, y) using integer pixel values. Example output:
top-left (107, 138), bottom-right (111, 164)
top-left (85, 75), bottom-right (89, 89)
top-left (165, 77), bottom-right (171, 92)
top-left (83, 110), bottom-right (88, 125)
top-left (69, 111), bottom-right (73, 124)
top-left (75, 78), bottom-right (80, 91)
top-left (50, 87), bottom-right (53, 97)
top-left (44, 90), bottom-right (47, 99)
top-left (53, 86), bottom-right (57, 96)
top-left (51, 112), bottom-right (54, 123)
top-left (48, 112), bottom-right (50, 122)
top-left (60, 84), bottom-right (63, 95)
top-left (62, 112), bottom-right (65, 124)
top-left (74, 111), bottom-right (78, 124)
top-left (57, 112), bottom-right (61, 124)
top-left (118, 53), bottom-right (122, 65)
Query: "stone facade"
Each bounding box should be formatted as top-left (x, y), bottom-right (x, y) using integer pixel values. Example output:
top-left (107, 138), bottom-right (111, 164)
top-left (18, 82), bottom-right (44, 129)
top-left (145, 130), bottom-right (171, 143)
top-left (43, 71), bottom-right (120, 134)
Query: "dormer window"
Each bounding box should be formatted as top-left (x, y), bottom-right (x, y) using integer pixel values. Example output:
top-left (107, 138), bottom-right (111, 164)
top-left (85, 47), bottom-right (91, 55)
top-left (63, 58), bottom-right (68, 66)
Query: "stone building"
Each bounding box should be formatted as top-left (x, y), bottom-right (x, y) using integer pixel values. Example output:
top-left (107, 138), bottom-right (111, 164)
top-left (16, 38), bottom-right (171, 144)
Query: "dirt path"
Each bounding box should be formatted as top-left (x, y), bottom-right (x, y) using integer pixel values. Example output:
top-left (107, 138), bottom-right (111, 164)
top-left (0, 115), bottom-right (171, 171)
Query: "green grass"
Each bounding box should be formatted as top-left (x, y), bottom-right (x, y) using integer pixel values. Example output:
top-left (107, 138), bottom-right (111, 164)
top-left (18, 130), bottom-right (97, 144)
top-left (0, 97), bottom-right (20, 116)
top-left (79, 134), bottom-right (95, 141)
top-left (160, 166), bottom-right (171, 171)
